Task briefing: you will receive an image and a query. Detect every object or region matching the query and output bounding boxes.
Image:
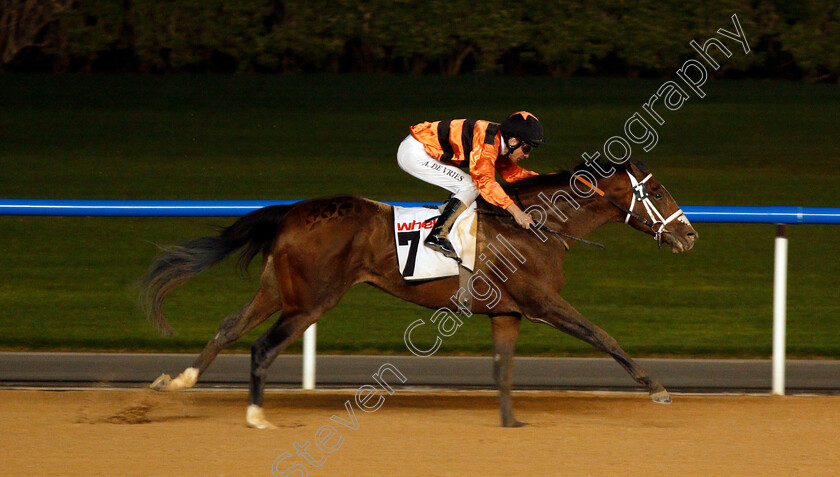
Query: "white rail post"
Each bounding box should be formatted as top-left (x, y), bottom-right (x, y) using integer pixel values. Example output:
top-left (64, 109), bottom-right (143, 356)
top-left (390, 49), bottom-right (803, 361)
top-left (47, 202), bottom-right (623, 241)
top-left (302, 323), bottom-right (316, 390)
top-left (772, 224), bottom-right (788, 396)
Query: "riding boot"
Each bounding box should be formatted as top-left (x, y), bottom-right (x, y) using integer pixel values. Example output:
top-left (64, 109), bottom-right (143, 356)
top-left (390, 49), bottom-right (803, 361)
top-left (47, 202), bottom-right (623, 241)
top-left (424, 198), bottom-right (468, 260)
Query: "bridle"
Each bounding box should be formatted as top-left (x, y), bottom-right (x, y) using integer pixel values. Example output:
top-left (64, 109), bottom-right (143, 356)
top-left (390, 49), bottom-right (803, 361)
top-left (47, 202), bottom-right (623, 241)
top-left (575, 170), bottom-right (688, 247)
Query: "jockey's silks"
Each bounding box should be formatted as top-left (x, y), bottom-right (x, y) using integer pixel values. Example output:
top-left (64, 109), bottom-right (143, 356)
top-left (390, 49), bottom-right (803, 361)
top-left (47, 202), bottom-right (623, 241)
top-left (409, 119), bottom-right (538, 209)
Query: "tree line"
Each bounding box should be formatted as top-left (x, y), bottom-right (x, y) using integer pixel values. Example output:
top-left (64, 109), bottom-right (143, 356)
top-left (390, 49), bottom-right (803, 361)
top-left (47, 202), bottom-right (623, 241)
top-left (2, 0), bottom-right (838, 81)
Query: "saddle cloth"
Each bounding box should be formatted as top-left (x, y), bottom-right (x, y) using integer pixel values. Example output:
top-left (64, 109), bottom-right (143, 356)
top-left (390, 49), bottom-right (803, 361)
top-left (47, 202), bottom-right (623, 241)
top-left (393, 203), bottom-right (477, 280)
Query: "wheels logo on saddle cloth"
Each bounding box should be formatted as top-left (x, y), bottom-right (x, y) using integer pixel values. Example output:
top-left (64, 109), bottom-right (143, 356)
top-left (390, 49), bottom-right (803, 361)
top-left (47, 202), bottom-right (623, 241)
top-left (392, 202), bottom-right (478, 280)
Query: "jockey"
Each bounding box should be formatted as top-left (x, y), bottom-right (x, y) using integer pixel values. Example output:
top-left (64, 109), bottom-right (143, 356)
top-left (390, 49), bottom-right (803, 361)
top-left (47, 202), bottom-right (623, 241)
top-left (397, 111), bottom-right (543, 260)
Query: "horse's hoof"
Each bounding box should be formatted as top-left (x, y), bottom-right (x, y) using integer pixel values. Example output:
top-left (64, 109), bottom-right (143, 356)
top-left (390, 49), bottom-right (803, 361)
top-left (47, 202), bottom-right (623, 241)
top-left (246, 405), bottom-right (278, 430)
top-left (650, 390), bottom-right (672, 404)
top-left (150, 374), bottom-right (172, 391)
top-left (502, 417), bottom-right (529, 428)
top-left (168, 367), bottom-right (199, 390)
top-left (506, 420), bottom-right (529, 428)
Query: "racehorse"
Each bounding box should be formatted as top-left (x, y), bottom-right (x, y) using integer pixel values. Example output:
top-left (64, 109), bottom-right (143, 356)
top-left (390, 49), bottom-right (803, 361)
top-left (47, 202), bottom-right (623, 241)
top-left (139, 160), bottom-right (697, 429)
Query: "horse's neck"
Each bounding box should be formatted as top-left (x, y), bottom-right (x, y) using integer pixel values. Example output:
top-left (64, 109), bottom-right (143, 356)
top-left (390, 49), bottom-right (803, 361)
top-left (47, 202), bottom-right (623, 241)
top-left (521, 180), bottom-right (624, 238)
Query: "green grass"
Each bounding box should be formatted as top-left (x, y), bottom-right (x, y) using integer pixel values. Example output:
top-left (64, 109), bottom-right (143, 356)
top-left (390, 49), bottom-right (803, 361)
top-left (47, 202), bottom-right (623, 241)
top-left (0, 74), bottom-right (838, 358)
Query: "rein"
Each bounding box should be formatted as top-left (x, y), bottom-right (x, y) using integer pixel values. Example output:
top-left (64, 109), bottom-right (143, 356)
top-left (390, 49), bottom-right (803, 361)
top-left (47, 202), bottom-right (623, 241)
top-left (485, 191), bottom-right (606, 250)
top-left (479, 210), bottom-right (606, 250)
top-left (534, 223), bottom-right (606, 250)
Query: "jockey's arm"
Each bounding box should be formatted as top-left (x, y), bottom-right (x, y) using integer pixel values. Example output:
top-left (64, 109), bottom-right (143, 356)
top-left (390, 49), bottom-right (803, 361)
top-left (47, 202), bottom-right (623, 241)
top-left (469, 144), bottom-right (535, 229)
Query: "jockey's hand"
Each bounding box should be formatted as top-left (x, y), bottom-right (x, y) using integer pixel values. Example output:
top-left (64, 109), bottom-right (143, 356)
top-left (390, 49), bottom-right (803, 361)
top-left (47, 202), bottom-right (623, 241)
top-left (506, 204), bottom-right (535, 230)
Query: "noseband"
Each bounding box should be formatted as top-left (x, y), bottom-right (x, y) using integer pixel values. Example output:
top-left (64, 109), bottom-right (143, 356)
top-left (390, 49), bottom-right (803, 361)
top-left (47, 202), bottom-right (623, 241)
top-left (575, 170), bottom-right (687, 247)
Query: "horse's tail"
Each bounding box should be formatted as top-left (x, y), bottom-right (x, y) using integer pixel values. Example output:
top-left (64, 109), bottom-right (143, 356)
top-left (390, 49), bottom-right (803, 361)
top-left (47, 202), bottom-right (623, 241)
top-left (139, 204), bottom-right (294, 336)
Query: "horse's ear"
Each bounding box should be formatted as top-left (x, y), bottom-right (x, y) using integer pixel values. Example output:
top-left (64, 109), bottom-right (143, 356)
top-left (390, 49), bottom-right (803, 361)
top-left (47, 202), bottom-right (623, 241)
top-left (623, 160), bottom-right (648, 176)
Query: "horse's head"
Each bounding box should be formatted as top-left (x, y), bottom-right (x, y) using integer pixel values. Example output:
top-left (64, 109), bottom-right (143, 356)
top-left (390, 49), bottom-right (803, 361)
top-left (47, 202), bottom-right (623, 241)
top-left (501, 160), bottom-right (697, 253)
top-left (616, 161), bottom-right (698, 253)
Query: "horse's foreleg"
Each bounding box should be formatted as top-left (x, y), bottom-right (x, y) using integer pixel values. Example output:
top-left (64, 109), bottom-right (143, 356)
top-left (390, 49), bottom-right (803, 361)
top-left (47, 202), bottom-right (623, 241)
top-left (527, 295), bottom-right (670, 404)
top-left (490, 314), bottom-right (527, 427)
top-left (151, 257), bottom-right (282, 392)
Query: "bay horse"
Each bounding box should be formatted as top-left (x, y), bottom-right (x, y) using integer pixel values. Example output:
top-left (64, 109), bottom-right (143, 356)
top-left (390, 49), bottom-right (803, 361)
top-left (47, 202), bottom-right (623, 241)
top-left (139, 160), bottom-right (697, 429)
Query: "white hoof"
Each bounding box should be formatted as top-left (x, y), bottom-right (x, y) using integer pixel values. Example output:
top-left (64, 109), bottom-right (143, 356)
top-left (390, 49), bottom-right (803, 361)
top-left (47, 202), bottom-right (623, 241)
top-left (150, 374), bottom-right (172, 391)
top-left (651, 390), bottom-right (672, 404)
top-left (246, 405), bottom-right (278, 429)
top-left (166, 367), bottom-right (199, 391)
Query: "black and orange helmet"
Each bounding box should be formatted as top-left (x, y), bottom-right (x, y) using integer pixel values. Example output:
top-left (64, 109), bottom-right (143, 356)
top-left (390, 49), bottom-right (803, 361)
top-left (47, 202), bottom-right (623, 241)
top-left (500, 111), bottom-right (545, 147)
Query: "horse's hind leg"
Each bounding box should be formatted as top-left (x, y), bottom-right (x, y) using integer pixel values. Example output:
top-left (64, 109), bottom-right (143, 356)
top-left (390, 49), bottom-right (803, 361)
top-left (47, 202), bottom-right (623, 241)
top-left (244, 278), bottom-right (352, 429)
top-left (526, 295), bottom-right (671, 404)
top-left (491, 314), bottom-right (527, 427)
top-left (151, 257), bottom-right (282, 392)
top-left (244, 307), bottom-right (327, 429)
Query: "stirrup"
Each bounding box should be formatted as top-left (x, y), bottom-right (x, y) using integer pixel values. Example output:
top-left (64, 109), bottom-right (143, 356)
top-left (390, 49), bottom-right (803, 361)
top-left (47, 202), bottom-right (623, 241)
top-left (424, 197), bottom-right (466, 262)
top-left (424, 235), bottom-right (460, 262)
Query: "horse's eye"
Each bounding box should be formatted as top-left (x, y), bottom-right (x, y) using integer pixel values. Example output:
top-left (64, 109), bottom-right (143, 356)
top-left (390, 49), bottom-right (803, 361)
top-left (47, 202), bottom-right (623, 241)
top-left (654, 193), bottom-right (663, 199)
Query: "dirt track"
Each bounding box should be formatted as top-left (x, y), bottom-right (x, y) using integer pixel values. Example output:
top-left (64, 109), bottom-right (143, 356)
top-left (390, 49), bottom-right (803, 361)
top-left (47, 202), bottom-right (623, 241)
top-left (2, 389), bottom-right (837, 476)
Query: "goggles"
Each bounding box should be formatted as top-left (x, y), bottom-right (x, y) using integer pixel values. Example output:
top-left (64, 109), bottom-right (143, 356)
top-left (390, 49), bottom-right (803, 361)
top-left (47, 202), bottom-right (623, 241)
top-left (508, 140), bottom-right (535, 155)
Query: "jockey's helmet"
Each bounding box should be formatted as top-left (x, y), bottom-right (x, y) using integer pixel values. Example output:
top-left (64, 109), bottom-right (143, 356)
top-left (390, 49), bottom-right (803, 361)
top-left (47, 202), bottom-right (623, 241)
top-left (501, 111), bottom-right (545, 147)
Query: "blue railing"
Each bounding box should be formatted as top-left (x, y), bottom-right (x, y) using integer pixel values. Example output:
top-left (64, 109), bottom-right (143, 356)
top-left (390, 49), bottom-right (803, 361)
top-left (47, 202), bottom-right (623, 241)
top-left (681, 206), bottom-right (840, 224)
top-left (1, 199), bottom-right (839, 223)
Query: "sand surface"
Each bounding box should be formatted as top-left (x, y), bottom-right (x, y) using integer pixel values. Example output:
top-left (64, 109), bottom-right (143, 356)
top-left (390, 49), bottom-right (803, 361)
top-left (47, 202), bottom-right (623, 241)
top-left (1, 389), bottom-right (837, 476)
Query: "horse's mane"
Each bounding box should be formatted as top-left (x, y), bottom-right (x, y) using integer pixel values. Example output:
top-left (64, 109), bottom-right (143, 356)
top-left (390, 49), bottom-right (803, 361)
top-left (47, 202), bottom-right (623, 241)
top-left (503, 160), bottom-right (605, 193)
top-left (475, 159), bottom-right (646, 212)
top-left (502, 159), bottom-right (648, 194)
top-left (474, 160), bottom-right (595, 212)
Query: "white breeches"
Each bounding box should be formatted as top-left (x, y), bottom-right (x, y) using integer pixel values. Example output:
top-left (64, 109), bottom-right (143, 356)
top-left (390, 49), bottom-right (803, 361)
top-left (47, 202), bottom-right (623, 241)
top-left (397, 135), bottom-right (480, 204)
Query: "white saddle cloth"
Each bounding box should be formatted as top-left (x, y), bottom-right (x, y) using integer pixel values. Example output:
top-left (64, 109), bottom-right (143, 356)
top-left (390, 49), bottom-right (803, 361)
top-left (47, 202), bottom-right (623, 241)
top-left (392, 203), bottom-right (477, 280)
